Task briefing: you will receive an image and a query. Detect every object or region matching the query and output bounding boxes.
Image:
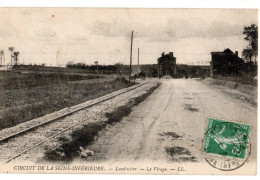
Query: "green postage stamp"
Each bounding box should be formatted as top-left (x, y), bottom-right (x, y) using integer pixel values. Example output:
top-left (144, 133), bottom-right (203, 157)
top-left (203, 118), bottom-right (250, 159)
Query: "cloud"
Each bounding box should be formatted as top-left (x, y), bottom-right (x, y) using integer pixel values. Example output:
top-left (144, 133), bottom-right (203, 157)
top-left (92, 18), bottom-right (172, 42)
top-left (0, 8), bottom-right (257, 66)
top-left (169, 20), bottom-right (243, 39)
top-left (91, 17), bottom-right (247, 43)
top-left (92, 19), bottom-right (130, 38)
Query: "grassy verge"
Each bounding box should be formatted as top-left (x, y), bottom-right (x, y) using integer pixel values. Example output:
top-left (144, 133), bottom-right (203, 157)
top-left (44, 83), bottom-right (160, 162)
top-left (0, 76), bottom-right (134, 130)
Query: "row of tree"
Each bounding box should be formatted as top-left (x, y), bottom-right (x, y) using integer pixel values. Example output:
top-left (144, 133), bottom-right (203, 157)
top-left (0, 47), bottom-right (19, 66)
top-left (66, 61), bottom-right (125, 71)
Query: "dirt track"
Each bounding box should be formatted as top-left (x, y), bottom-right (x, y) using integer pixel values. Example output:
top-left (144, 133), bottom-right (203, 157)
top-left (84, 79), bottom-right (257, 167)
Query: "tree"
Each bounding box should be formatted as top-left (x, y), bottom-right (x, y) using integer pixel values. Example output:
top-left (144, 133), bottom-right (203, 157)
top-left (242, 24), bottom-right (258, 64)
top-left (115, 62), bottom-right (123, 74)
top-left (13, 51), bottom-right (20, 65)
top-left (242, 48), bottom-right (253, 62)
top-left (8, 47), bottom-right (14, 66)
top-left (66, 61), bottom-right (74, 68)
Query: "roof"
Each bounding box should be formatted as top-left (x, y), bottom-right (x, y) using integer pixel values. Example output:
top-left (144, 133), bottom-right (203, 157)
top-left (211, 48), bottom-right (235, 55)
top-left (158, 52), bottom-right (175, 60)
top-left (210, 48), bottom-right (244, 63)
top-left (223, 48), bottom-right (233, 53)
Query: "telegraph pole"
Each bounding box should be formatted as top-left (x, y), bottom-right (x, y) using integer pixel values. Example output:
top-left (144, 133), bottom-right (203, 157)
top-left (3, 51), bottom-right (5, 68)
top-left (138, 48), bottom-right (139, 66)
top-left (97, 62), bottom-right (98, 75)
top-left (0, 50), bottom-right (2, 66)
top-left (95, 61), bottom-right (99, 75)
top-left (129, 31), bottom-right (133, 83)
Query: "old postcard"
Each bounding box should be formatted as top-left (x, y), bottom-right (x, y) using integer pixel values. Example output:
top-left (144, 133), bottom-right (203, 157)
top-left (0, 8), bottom-right (258, 175)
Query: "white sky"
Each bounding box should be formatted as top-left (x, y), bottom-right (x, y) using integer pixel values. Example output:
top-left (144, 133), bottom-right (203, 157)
top-left (0, 8), bottom-right (258, 66)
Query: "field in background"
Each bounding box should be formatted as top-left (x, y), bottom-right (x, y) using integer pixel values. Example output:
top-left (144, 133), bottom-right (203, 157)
top-left (11, 64), bottom-right (211, 79)
top-left (12, 64), bottom-right (122, 75)
top-left (0, 71), bottom-right (102, 90)
top-left (0, 70), bottom-right (133, 130)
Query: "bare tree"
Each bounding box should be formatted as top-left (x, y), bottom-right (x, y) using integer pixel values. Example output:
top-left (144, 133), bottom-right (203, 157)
top-left (13, 51), bottom-right (20, 65)
top-left (8, 47), bottom-right (14, 66)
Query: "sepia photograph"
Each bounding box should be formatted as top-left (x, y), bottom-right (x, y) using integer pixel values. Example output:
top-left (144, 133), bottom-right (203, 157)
top-left (0, 7), bottom-right (258, 175)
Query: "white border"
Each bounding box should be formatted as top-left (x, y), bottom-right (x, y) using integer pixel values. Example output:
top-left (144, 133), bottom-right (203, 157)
top-left (0, 0), bottom-right (258, 8)
top-left (0, 0), bottom-right (259, 180)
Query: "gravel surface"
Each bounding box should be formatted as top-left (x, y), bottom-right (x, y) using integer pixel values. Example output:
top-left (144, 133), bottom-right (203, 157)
top-left (0, 80), bottom-right (158, 164)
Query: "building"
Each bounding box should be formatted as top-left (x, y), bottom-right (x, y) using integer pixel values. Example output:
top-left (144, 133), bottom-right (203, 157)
top-left (157, 52), bottom-right (176, 78)
top-left (210, 48), bottom-right (244, 78)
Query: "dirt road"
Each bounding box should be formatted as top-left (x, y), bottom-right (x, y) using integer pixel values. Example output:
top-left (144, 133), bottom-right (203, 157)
top-left (84, 79), bottom-right (257, 172)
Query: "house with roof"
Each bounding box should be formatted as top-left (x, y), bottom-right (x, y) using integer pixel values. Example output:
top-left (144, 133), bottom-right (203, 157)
top-left (210, 48), bottom-right (244, 78)
top-left (157, 52), bottom-right (177, 78)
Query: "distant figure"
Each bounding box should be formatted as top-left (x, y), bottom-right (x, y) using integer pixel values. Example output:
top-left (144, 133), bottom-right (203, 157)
top-left (185, 73), bottom-right (188, 79)
top-left (134, 74), bottom-right (137, 81)
top-left (139, 71), bottom-right (146, 80)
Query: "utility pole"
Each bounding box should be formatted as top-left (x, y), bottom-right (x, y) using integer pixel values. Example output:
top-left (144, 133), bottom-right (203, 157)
top-left (0, 50), bottom-right (2, 66)
top-left (3, 51), bottom-right (5, 68)
top-left (97, 62), bottom-right (98, 75)
top-left (95, 61), bottom-right (99, 75)
top-left (129, 31), bottom-right (133, 83)
top-left (138, 48), bottom-right (139, 67)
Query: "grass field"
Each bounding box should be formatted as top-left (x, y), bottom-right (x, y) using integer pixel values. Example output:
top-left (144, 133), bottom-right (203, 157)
top-left (0, 71), bottom-right (133, 130)
top-left (0, 71), bottom-right (102, 90)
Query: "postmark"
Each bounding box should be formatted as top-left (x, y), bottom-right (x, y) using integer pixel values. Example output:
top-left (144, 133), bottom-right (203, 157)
top-left (203, 117), bottom-right (251, 171)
